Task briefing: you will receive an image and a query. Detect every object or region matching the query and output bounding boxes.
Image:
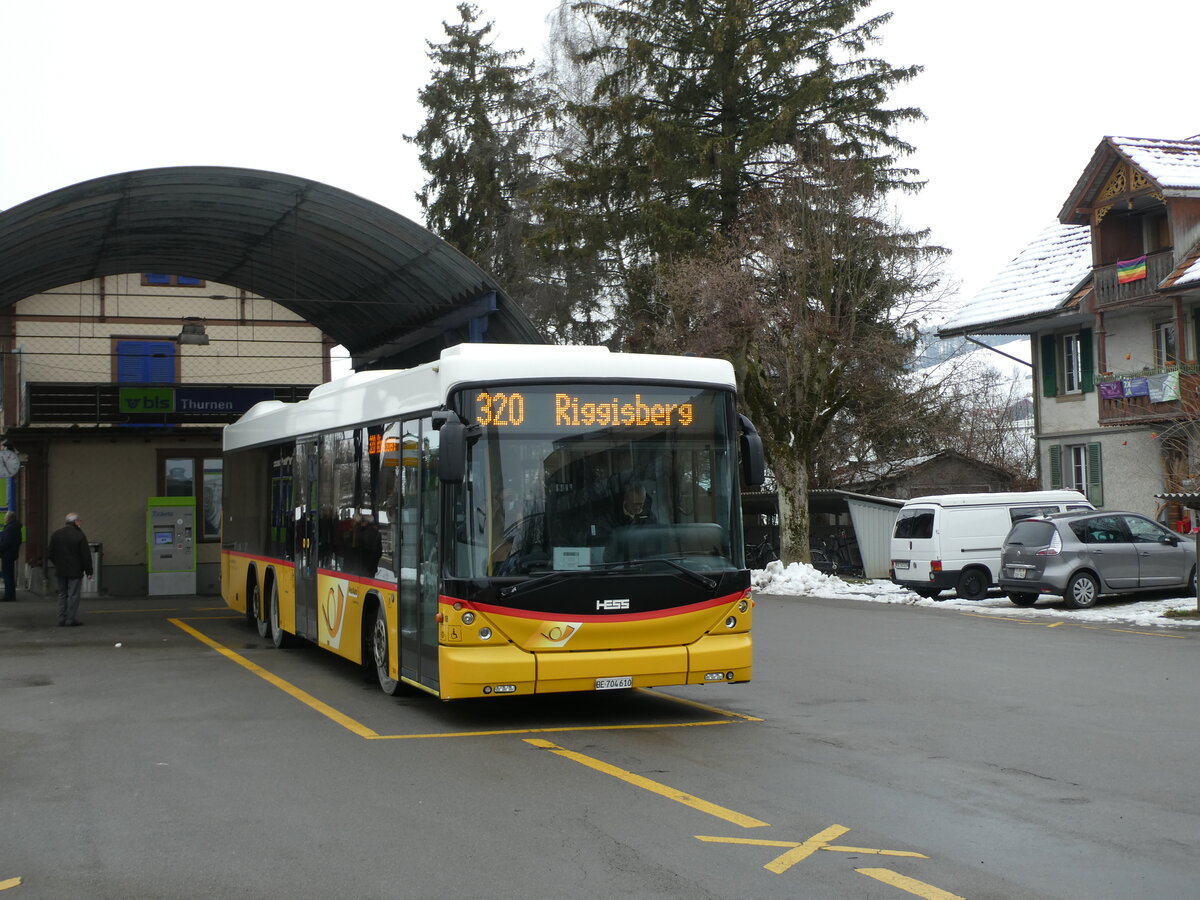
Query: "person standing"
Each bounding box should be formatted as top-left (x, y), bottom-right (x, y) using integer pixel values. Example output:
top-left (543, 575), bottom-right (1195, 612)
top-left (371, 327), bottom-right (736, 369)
top-left (0, 510), bottom-right (21, 601)
top-left (47, 512), bottom-right (92, 626)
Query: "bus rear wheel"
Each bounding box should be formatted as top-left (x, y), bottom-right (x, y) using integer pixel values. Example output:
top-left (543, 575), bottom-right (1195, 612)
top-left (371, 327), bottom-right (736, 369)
top-left (269, 582), bottom-right (293, 648)
top-left (255, 581), bottom-right (270, 640)
top-left (246, 579), bottom-right (261, 629)
top-left (371, 607), bottom-right (402, 696)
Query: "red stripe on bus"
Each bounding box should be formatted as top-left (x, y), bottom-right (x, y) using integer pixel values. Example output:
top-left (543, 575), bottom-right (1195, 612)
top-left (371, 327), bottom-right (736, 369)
top-left (445, 591), bottom-right (746, 624)
top-left (223, 551), bottom-right (397, 591)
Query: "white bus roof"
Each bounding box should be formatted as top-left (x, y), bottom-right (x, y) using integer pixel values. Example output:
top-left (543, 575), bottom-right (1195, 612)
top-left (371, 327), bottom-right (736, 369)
top-left (225, 343), bottom-right (737, 452)
top-left (900, 490), bottom-right (1090, 509)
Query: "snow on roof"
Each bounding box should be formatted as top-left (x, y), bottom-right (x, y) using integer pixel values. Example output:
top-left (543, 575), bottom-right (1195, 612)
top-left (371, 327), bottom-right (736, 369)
top-left (1178, 257), bottom-right (1200, 287)
top-left (1111, 136), bottom-right (1200, 191)
top-left (938, 224), bottom-right (1092, 334)
top-left (1173, 250), bottom-right (1200, 289)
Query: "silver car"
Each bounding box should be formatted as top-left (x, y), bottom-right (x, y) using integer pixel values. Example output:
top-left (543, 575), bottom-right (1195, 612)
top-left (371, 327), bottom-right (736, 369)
top-left (999, 511), bottom-right (1197, 609)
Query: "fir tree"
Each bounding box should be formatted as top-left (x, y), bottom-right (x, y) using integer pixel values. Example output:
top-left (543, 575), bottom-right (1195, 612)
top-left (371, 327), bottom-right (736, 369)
top-left (538, 0), bottom-right (924, 346)
top-left (407, 3), bottom-right (545, 292)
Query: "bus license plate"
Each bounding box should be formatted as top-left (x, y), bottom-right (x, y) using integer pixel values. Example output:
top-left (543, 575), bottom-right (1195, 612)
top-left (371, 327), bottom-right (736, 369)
top-left (596, 676), bottom-right (633, 691)
top-left (893, 560), bottom-right (909, 569)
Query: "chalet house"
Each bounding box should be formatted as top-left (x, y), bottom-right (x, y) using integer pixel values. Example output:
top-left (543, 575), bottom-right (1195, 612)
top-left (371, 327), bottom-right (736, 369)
top-left (939, 135), bottom-right (1200, 526)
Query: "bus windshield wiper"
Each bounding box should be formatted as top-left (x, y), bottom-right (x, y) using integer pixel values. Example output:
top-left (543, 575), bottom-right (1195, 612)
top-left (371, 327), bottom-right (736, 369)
top-left (626, 557), bottom-right (718, 590)
top-left (497, 557), bottom-right (718, 598)
top-left (576, 557), bottom-right (719, 591)
top-left (497, 567), bottom-right (622, 598)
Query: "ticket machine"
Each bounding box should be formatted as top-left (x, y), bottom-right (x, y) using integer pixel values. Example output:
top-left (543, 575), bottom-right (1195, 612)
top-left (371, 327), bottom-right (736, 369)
top-left (147, 496), bottom-right (196, 595)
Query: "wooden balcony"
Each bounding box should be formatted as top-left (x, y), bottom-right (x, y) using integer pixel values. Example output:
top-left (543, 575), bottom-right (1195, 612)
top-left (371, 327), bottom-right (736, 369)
top-left (1093, 249), bottom-right (1175, 307)
top-left (1097, 366), bottom-right (1200, 425)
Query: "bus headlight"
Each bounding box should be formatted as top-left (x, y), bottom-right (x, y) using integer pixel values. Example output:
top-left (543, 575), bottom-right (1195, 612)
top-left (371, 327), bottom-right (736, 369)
top-left (725, 616), bottom-right (737, 628)
top-left (462, 611), bottom-right (475, 625)
top-left (737, 599), bottom-right (749, 613)
top-left (479, 627), bottom-right (492, 640)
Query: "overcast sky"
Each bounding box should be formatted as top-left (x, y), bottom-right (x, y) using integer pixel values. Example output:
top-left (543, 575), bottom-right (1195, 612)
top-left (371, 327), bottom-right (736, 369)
top-left (2, 0), bottom-right (1197, 323)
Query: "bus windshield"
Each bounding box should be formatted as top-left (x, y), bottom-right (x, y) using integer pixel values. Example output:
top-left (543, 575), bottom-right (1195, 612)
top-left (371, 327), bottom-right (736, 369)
top-left (448, 383), bottom-right (739, 578)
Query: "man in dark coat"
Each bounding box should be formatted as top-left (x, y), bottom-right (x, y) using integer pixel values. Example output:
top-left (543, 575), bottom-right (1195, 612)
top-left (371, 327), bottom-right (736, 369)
top-left (0, 511), bottom-right (21, 601)
top-left (46, 512), bottom-right (92, 626)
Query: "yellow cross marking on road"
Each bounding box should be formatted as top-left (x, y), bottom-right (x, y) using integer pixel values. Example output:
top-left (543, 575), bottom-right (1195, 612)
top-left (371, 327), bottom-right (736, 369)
top-left (697, 824), bottom-right (927, 874)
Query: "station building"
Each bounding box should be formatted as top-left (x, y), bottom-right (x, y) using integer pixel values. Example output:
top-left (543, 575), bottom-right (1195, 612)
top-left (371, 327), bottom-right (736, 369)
top-left (0, 166), bottom-right (540, 595)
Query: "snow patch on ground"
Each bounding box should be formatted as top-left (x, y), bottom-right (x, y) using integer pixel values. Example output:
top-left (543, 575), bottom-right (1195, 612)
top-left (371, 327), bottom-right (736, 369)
top-left (753, 561), bottom-right (1200, 628)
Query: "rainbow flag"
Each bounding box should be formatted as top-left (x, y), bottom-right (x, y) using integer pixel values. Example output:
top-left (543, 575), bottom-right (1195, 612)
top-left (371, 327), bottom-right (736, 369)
top-left (1117, 255), bottom-right (1147, 283)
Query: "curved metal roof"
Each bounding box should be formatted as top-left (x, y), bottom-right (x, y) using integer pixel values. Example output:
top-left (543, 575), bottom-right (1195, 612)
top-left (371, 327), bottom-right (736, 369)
top-left (0, 166), bottom-right (542, 367)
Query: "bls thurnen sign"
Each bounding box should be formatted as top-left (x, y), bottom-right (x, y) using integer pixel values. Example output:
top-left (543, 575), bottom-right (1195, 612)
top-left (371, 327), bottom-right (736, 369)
top-left (118, 387), bottom-right (275, 422)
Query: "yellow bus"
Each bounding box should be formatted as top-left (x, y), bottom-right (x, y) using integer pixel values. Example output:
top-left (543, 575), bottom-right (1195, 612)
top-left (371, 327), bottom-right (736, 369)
top-left (221, 343), bottom-right (764, 700)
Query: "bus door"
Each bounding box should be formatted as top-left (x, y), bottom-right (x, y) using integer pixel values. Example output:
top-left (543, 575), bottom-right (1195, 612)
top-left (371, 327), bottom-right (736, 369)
top-left (293, 438), bottom-right (319, 641)
top-left (399, 417), bottom-right (440, 691)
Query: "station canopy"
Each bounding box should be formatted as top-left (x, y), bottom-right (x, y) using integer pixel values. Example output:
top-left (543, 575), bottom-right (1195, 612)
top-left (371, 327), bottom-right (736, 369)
top-left (0, 166), bottom-right (543, 369)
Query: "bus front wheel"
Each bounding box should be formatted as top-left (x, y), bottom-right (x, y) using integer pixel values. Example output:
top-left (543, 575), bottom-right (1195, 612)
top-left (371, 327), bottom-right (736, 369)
top-left (371, 607), bottom-right (402, 696)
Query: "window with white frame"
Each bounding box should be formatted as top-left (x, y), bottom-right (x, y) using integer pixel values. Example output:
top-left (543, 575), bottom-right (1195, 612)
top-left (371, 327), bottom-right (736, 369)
top-left (1048, 441), bottom-right (1103, 506)
top-left (1154, 320), bottom-right (1179, 367)
top-left (1040, 329), bottom-right (1094, 398)
top-left (1067, 444), bottom-right (1088, 492)
top-left (1060, 334), bottom-right (1083, 393)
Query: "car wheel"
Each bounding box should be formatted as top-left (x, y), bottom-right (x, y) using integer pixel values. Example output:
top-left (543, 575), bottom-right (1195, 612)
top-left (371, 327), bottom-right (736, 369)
top-left (1065, 572), bottom-right (1099, 609)
top-left (1190, 566), bottom-right (1197, 597)
top-left (956, 568), bottom-right (989, 601)
top-left (1007, 593), bottom-right (1037, 607)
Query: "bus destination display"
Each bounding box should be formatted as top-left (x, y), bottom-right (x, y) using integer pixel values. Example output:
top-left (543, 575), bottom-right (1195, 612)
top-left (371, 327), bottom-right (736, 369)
top-left (471, 387), bottom-right (708, 430)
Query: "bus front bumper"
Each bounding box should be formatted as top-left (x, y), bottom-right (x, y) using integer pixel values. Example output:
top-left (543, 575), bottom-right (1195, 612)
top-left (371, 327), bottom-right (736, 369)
top-left (438, 633), bottom-right (752, 700)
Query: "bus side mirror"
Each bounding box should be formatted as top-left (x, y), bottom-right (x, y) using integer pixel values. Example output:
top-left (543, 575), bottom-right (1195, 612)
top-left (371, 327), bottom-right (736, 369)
top-left (435, 416), bottom-right (480, 483)
top-left (738, 415), bottom-right (765, 487)
top-left (438, 420), bottom-right (467, 483)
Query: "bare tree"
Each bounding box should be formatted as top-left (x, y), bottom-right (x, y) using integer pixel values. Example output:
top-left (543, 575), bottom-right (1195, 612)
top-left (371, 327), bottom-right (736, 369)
top-left (653, 153), bottom-right (951, 561)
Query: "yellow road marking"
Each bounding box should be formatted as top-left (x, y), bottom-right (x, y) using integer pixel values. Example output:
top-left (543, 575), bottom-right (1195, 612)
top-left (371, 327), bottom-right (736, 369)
top-left (368, 720), bottom-right (732, 739)
top-left (636, 687), bottom-right (764, 721)
top-left (169, 618), bottom-right (381, 739)
top-left (698, 826), bottom-right (927, 873)
top-left (91, 607), bottom-right (183, 615)
top-left (1080, 625), bottom-right (1185, 638)
top-left (173, 618), bottom-right (754, 740)
top-left (0, 877), bottom-right (21, 891)
top-left (525, 738), bottom-right (769, 829)
top-left (857, 867), bottom-right (967, 899)
top-left (960, 610), bottom-right (1187, 637)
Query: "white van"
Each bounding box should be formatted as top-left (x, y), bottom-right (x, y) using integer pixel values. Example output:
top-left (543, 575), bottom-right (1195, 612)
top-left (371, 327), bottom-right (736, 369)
top-left (889, 491), bottom-right (1094, 600)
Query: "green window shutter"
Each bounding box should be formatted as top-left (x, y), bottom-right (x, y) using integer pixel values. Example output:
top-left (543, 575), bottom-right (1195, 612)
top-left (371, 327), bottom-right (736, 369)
top-left (1079, 328), bottom-right (1094, 393)
top-left (1086, 442), bottom-right (1103, 506)
top-left (1048, 444), bottom-right (1063, 489)
top-left (1040, 335), bottom-right (1057, 397)
top-left (1193, 310), bottom-right (1200, 364)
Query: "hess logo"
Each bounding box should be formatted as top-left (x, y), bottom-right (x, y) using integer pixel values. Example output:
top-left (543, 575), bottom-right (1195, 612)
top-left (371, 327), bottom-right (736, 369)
top-left (596, 599), bottom-right (630, 612)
